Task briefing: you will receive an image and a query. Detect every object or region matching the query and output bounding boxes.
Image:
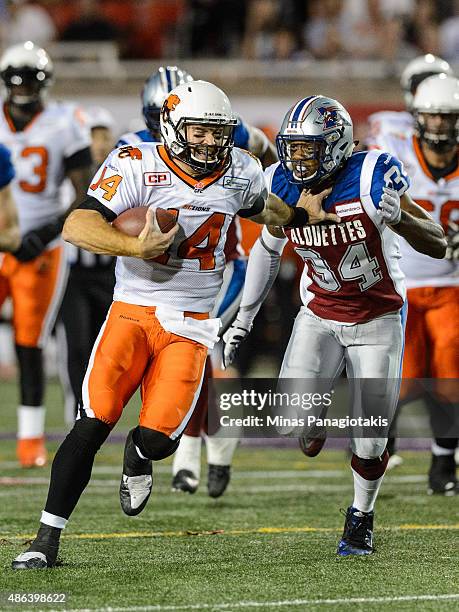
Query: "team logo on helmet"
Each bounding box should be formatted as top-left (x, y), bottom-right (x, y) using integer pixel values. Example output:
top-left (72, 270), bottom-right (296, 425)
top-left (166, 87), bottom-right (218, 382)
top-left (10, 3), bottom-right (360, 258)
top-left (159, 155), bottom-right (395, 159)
top-left (161, 93), bottom-right (181, 119)
top-left (316, 106), bottom-right (340, 130)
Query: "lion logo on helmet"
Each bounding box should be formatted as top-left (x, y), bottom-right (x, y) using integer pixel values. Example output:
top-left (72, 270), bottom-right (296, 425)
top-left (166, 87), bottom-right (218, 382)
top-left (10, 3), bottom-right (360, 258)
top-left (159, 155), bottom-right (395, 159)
top-left (161, 93), bottom-right (181, 121)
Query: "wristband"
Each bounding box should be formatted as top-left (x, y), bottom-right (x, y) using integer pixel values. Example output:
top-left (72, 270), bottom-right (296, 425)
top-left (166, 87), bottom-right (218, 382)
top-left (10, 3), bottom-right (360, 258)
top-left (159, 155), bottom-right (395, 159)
top-left (284, 206), bottom-right (309, 228)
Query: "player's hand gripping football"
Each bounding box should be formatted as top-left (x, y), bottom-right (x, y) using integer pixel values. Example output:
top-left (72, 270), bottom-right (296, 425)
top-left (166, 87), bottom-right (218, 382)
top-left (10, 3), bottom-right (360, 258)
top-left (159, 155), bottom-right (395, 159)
top-left (296, 187), bottom-right (341, 224)
top-left (137, 207), bottom-right (178, 259)
top-left (445, 220), bottom-right (459, 261)
top-left (377, 186), bottom-right (401, 225)
top-left (221, 318), bottom-right (251, 369)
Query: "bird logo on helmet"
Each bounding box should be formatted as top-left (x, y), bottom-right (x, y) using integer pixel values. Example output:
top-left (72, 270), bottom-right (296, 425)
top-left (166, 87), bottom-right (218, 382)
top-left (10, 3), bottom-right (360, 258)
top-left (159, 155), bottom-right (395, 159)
top-left (277, 95), bottom-right (354, 188)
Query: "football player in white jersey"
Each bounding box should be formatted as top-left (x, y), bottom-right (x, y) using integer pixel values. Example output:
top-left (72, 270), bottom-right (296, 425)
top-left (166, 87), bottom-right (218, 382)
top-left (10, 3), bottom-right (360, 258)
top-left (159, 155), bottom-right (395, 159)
top-left (11, 80), bottom-right (338, 569)
top-left (0, 142), bottom-right (19, 251)
top-left (366, 53), bottom-right (454, 151)
top-left (378, 75), bottom-right (459, 494)
top-left (0, 42), bottom-right (93, 468)
top-left (223, 95), bottom-right (446, 555)
top-left (119, 65), bottom-right (278, 498)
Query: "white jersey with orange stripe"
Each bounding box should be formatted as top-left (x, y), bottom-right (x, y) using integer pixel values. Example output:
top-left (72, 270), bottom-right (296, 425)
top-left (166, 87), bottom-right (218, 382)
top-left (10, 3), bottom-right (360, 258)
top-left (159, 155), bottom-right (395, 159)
top-left (365, 110), bottom-right (414, 150)
top-left (88, 143), bottom-right (266, 312)
top-left (0, 101), bottom-right (91, 236)
top-left (380, 132), bottom-right (459, 288)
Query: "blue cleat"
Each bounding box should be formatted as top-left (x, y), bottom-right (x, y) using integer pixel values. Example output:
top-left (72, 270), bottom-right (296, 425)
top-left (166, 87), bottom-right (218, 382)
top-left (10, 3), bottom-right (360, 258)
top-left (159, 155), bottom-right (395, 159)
top-left (337, 506), bottom-right (374, 556)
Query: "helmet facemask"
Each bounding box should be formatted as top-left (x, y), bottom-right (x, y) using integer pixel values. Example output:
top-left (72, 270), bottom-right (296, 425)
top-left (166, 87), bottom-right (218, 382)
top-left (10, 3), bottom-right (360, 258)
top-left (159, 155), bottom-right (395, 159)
top-left (162, 112), bottom-right (236, 173)
top-left (1, 66), bottom-right (51, 110)
top-left (416, 111), bottom-right (459, 153)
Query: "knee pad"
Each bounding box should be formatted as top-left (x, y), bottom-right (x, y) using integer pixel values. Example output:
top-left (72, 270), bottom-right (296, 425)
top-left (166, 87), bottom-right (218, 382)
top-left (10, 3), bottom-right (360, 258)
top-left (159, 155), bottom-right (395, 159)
top-left (15, 345), bottom-right (44, 406)
top-left (69, 417), bottom-right (111, 454)
top-left (133, 426), bottom-right (179, 461)
top-left (351, 450), bottom-right (389, 481)
top-left (351, 437), bottom-right (387, 460)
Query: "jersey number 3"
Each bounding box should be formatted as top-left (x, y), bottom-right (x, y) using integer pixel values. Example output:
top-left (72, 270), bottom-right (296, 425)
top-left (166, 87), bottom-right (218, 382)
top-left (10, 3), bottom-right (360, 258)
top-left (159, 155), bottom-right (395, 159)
top-left (19, 146), bottom-right (48, 193)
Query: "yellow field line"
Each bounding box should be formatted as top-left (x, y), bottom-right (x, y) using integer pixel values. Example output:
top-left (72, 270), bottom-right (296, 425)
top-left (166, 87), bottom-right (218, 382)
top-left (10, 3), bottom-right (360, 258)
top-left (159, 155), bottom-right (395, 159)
top-left (6, 523), bottom-right (459, 542)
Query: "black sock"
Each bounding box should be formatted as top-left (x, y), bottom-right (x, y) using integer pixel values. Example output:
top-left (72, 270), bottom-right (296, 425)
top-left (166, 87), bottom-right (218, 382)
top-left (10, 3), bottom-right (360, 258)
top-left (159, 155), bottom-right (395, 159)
top-left (44, 418), bottom-right (110, 519)
top-left (123, 428), bottom-right (151, 476)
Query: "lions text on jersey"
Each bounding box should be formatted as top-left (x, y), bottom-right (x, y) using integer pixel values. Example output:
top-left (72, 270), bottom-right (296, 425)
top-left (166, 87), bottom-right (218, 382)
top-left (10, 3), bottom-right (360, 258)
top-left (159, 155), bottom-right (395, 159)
top-left (88, 143), bottom-right (266, 313)
top-left (266, 149), bottom-right (410, 323)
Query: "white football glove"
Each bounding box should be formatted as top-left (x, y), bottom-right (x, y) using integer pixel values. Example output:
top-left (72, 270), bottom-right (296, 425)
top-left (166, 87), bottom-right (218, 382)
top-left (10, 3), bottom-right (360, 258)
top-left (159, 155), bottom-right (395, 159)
top-left (446, 220), bottom-right (459, 261)
top-left (377, 186), bottom-right (401, 225)
top-left (221, 319), bottom-right (251, 370)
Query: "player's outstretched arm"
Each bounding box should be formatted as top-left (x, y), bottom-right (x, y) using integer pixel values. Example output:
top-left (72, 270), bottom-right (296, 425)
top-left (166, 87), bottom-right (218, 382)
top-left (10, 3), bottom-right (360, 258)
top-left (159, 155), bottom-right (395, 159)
top-left (0, 184), bottom-right (20, 252)
top-left (246, 189), bottom-right (340, 227)
top-left (63, 206), bottom-right (177, 259)
top-left (379, 188), bottom-right (447, 259)
top-left (222, 225), bottom-right (286, 369)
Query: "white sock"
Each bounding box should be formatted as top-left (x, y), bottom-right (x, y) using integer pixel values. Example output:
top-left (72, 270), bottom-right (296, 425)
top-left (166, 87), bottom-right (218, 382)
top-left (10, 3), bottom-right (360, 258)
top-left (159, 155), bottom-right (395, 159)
top-left (172, 435), bottom-right (202, 479)
top-left (40, 511), bottom-right (67, 529)
top-left (351, 468), bottom-right (385, 513)
top-left (432, 442), bottom-right (455, 456)
top-left (17, 405), bottom-right (46, 439)
top-left (206, 436), bottom-right (239, 466)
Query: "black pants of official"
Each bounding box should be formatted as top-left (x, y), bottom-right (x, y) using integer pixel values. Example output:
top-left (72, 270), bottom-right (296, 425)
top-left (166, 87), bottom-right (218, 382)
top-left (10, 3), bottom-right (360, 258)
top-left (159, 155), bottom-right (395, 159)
top-left (59, 264), bottom-right (115, 414)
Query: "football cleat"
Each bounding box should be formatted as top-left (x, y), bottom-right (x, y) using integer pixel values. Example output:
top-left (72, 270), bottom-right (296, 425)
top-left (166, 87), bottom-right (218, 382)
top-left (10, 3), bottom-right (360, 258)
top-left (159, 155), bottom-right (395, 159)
top-left (171, 469), bottom-right (199, 494)
top-left (17, 436), bottom-right (47, 468)
top-left (119, 474), bottom-right (153, 516)
top-left (428, 454), bottom-right (457, 496)
top-left (337, 506), bottom-right (374, 556)
top-left (207, 464), bottom-right (230, 498)
top-left (12, 551), bottom-right (49, 570)
top-left (299, 427), bottom-right (327, 457)
top-left (12, 524), bottom-right (60, 569)
top-left (387, 453), bottom-right (404, 471)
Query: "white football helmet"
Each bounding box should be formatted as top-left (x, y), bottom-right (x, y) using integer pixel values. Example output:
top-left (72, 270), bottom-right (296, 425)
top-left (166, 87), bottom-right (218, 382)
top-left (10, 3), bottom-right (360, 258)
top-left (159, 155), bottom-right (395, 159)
top-left (276, 95), bottom-right (354, 187)
top-left (160, 80), bottom-right (237, 172)
top-left (412, 74), bottom-right (459, 151)
top-left (0, 41), bottom-right (53, 107)
top-left (400, 54), bottom-right (453, 111)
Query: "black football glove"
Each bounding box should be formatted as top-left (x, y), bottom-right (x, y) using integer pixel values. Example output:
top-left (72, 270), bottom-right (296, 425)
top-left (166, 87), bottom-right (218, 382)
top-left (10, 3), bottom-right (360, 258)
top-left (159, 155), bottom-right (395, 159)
top-left (13, 218), bottom-right (64, 263)
top-left (445, 220), bottom-right (459, 261)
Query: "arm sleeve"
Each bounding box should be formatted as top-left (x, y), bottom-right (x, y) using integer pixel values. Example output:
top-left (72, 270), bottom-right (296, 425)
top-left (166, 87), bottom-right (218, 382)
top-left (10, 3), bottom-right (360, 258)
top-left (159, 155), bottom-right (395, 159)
top-left (0, 144), bottom-right (15, 188)
top-left (370, 152), bottom-right (410, 210)
top-left (237, 226), bottom-right (287, 329)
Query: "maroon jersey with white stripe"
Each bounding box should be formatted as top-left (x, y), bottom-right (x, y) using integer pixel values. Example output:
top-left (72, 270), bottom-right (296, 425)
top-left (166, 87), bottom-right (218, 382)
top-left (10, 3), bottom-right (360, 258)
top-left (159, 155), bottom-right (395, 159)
top-left (266, 150), bottom-right (410, 323)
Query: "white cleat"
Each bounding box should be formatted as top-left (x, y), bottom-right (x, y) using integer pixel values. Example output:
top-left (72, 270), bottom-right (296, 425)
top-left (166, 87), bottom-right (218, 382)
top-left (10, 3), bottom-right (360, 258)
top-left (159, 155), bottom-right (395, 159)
top-left (119, 474), bottom-right (152, 516)
top-left (12, 551), bottom-right (48, 570)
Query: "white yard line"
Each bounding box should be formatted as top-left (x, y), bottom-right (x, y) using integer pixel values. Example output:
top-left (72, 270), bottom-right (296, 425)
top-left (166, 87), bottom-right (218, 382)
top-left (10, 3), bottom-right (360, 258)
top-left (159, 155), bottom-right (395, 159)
top-left (21, 593), bottom-right (459, 612)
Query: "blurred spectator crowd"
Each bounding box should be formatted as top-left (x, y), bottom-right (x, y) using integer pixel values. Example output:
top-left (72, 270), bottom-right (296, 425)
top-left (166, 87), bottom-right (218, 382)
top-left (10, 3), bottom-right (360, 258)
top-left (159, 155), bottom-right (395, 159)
top-left (0, 0), bottom-right (457, 63)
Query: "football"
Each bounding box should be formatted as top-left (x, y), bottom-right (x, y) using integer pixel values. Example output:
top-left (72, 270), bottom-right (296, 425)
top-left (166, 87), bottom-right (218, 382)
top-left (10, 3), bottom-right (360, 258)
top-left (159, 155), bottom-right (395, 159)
top-left (112, 207), bottom-right (176, 236)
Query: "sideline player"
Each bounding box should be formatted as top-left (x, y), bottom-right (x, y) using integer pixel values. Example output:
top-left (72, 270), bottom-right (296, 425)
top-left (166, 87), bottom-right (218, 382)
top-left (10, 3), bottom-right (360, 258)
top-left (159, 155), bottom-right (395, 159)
top-left (11, 81), bottom-right (338, 569)
top-left (119, 65), bottom-right (278, 497)
top-left (58, 106), bottom-right (117, 421)
top-left (366, 53), bottom-right (453, 151)
top-left (0, 142), bottom-right (19, 252)
top-left (0, 42), bottom-right (93, 467)
top-left (223, 95), bottom-right (446, 555)
top-left (373, 75), bottom-right (459, 494)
